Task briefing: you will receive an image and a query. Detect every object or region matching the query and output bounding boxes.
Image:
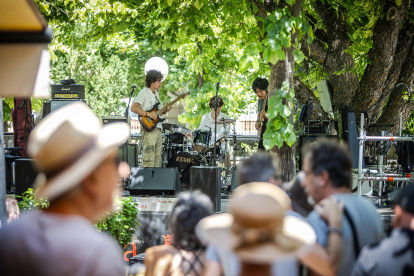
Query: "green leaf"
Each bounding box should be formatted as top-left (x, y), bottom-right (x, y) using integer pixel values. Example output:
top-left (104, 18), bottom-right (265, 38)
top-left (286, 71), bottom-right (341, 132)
top-left (274, 132), bottom-right (284, 148)
top-left (396, 0), bottom-right (401, 6)
top-left (194, 0), bottom-right (204, 10)
top-left (269, 50), bottom-right (279, 64)
top-left (283, 105), bottom-right (291, 117)
top-left (167, 0), bottom-right (173, 6)
top-left (252, 4), bottom-right (258, 13)
top-left (293, 49), bottom-right (305, 63)
top-left (276, 49), bottom-right (285, 60)
top-left (239, 57), bottom-right (249, 72)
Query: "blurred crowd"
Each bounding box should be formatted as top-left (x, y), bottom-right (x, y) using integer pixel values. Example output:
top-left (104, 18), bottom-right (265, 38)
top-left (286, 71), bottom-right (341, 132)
top-left (1, 102), bottom-right (413, 276)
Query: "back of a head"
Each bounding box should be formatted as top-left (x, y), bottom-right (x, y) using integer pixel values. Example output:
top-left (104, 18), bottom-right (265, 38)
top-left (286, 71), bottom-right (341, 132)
top-left (395, 185), bottom-right (414, 216)
top-left (306, 140), bottom-right (352, 188)
top-left (169, 191), bottom-right (213, 251)
top-left (238, 152), bottom-right (276, 185)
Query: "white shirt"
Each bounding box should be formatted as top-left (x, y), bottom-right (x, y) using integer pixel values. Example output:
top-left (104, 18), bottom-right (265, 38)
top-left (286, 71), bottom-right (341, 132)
top-left (133, 87), bottom-right (165, 129)
top-left (199, 112), bottom-right (230, 148)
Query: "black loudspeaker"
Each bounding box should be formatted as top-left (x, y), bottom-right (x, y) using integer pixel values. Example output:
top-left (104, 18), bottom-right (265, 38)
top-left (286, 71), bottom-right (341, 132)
top-left (15, 159), bottom-right (38, 200)
top-left (190, 166), bottom-right (221, 212)
top-left (341, 107), bottom-right (364, 169)
top-left (128, 167), bottom-right (181, 196)
top-left (231, 168), bottom-right (239, 191)
top-left (298, 135), bottom-right (338, 169)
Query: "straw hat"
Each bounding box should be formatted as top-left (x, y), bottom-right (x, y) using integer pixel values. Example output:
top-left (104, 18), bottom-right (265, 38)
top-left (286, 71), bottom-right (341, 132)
top-left (28, 102), bottom-right (130, 201)
top-left (196, 182), bottom-right (316, 264)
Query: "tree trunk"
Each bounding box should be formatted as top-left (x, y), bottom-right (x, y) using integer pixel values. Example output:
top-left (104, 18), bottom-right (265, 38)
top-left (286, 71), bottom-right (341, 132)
top-left (313, 0), bottom-right (359, 111)
top-left (351, 0), bottom-right (409, 116)
top-left (267, 0), bottom-right (303, 181)
top-left (377, 32), bottom-right (414, 134)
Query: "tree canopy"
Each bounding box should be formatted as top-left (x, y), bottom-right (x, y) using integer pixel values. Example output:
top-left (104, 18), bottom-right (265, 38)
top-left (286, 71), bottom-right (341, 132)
top-left (7, 0), bottom-right (413, 179)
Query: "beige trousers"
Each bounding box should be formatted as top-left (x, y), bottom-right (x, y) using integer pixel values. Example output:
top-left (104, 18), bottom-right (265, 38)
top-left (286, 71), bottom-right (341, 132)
top-left (142, 128), bottom-right (162, 167)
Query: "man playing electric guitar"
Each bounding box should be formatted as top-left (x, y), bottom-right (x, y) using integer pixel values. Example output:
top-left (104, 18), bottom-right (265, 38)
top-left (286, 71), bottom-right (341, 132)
top-left (131, 70), bottom-right (171, 167)
top-left (252, 77), bottom-right (269, 151)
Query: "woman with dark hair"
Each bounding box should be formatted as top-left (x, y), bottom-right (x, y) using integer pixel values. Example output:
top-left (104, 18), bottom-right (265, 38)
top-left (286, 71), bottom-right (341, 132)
top-left (144, 191), bottom-right (214, 276)
top-left (252, 77), bottom-right (269, 150)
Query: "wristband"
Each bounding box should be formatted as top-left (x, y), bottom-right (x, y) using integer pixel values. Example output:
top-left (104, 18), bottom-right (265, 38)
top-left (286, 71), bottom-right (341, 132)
top-left (327, 227), bottom-right (343, 236)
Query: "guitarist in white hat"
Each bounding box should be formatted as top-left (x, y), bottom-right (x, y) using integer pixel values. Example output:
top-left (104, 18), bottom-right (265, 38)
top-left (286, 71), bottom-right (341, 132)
top-left (131, 70), bottom-right (171, 167)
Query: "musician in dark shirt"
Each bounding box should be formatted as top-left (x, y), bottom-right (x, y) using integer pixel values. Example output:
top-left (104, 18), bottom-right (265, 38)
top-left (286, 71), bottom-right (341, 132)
top-left (252, 77), bottom-right (269, 150)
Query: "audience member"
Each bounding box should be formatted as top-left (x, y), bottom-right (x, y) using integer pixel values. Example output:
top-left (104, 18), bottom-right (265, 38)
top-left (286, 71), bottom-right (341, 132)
top-left (144, 191), bottom-right (213, 276)
top-left (285, 171), bottom-right (313, 217)
top-left (352, 185), bottom-right (414, 276)
top-left (0, 102), bottom-right (130, 276)
top-left (302, 140), bottom-right (384, 276)
top-left (197, 182), bottom-right (319, 276)
top-left (238, 152), bottom-right (284, 188)
top-left (5, 198), bottom-right (20, 223)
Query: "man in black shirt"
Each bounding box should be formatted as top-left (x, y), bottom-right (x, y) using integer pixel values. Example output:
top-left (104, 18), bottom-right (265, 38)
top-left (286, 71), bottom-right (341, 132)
top-left (252, 77), bottom-right (269, 151)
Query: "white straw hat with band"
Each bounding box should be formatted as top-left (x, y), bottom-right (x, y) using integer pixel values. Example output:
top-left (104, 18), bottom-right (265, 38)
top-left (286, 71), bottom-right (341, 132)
top-left (196, 182), bottom-right (316, 264)
top-left (28, 101), bottom-right (130, 201)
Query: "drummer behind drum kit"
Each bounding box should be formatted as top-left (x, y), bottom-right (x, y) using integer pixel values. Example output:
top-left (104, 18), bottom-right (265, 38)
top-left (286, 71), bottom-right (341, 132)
top-left (161, 118), bottom-right (236, 190)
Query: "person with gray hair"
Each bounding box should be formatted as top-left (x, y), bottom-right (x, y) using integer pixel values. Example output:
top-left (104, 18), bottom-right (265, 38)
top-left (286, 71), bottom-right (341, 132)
top-left (144, 191), bottom-right (213, 276)
top-left (0, 102), bottom-right (130, 276)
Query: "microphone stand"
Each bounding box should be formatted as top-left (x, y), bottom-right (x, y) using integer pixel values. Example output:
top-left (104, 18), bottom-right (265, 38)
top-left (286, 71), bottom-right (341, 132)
top-left (213, 82), bottom-right (219, 166)
top-left (126, 84), bottom-right (137, 119)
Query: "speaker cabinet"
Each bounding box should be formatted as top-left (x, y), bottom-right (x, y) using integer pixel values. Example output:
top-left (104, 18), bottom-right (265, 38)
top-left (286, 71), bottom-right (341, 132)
top-left (341, 107), bottom-right (364, 169)
top-left (118, 144), bottom-right (138, 168)
top-left (231, 168), bottom-right (239, 191)
top-left (128, 167), bottom-right (180, 196)
top-left (298, 135), bottom-right (338, 169)
top-left (190, 166), bottom-right (221, 212)
top-left (15, 159), bottom-right (38, 200)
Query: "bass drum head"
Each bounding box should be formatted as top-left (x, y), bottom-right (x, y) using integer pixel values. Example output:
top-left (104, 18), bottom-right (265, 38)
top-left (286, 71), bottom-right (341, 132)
top-left (166, 152), bottom-right (200, 191)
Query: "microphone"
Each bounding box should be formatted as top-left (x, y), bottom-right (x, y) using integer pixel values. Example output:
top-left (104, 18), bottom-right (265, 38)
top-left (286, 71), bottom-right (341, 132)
top-left (131, 84), bottom-right (137, 89)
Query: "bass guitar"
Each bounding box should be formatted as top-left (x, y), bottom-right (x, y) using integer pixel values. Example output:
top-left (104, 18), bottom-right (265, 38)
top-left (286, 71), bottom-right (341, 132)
top-left (138, 92), bottom-right (190, 131)
top-left (257, 93), bottom-right (268, 139)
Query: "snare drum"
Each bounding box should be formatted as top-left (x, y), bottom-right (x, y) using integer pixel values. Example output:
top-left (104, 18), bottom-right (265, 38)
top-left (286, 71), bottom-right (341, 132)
top-left (193, 129), bottom-right (210, 152)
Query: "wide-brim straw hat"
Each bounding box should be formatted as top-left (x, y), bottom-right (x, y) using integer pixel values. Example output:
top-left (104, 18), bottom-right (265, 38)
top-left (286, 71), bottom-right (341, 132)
top-left (28, 102), bottom-right (130, 201)
top-left (196, 182), bottom-right (316, 264)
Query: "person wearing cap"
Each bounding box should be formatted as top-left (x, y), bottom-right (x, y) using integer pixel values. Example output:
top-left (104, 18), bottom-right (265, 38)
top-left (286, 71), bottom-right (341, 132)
top-left (198, 182), bottom-right (344, 276)
top-left (352, 185), bottom-right (414, 276)
top-left (301, 140), bottom-right (384, 276)
top-left (0, 102), bottom-right (130, 276)
top-left (131, 69), bottom-right (171, 167)
top-left (252, 77), bottom-right (269, 150)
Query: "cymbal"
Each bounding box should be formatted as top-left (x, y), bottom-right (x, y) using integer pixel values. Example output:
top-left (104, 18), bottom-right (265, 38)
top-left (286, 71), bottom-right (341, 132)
top-left (162, 123), bottom-right (191, 134)
top-left (210, 118), bottom-right (236, 125)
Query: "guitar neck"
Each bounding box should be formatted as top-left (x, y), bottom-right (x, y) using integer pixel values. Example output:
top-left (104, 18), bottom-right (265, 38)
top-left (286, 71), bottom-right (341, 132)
top-left (156, 96), bottom-right (183, 115)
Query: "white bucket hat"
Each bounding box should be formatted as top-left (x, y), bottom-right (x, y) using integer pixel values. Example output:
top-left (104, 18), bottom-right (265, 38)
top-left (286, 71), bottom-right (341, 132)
top-left (28, 102), bottom-right (130, 201)
top-left (196, 182), bottom-right (316, 264)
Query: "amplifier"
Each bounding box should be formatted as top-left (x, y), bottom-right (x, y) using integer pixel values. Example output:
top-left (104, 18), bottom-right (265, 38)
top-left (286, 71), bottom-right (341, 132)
top-left (298, 135), bottom-right (338, 169)
top-left (50, 99), bottom-right (86, 114)
top-left (102, 116), bottom-right (128, 125)
top-left (51, 84), bottom-right (85, 99)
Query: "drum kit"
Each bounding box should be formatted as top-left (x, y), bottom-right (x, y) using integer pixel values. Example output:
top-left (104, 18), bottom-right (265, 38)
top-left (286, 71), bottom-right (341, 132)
top-left (159, 119), bottom-right (236, 190)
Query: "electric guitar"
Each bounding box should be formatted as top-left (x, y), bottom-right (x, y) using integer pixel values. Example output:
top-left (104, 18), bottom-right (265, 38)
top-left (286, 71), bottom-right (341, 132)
top-left (138, 92), bottom-right (190, 131)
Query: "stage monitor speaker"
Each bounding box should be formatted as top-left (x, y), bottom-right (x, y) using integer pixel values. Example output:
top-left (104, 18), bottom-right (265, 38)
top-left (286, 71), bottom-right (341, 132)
top-left (128, 167), bottom-right (180, 196)
top-left (341, 107), bottom-right (364, 169)
top-left (231, 168), bottom-right (240, 191)
top-left (15, 159), bottom-right (39, 200)
top-left (190, 166), bottom-right (221, 212)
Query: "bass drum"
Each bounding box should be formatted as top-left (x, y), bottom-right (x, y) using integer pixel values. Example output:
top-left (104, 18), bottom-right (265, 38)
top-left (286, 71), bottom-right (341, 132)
top-left (167, 152), bottom-right (200, 191)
